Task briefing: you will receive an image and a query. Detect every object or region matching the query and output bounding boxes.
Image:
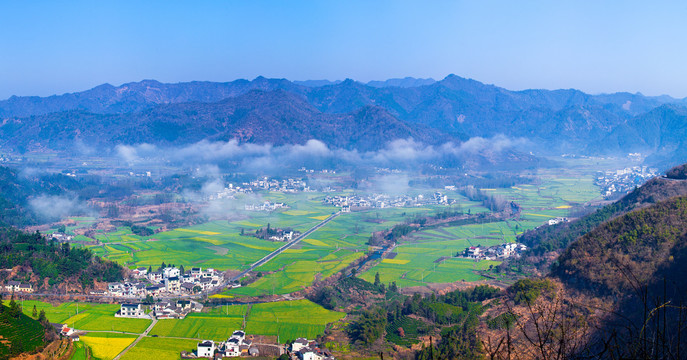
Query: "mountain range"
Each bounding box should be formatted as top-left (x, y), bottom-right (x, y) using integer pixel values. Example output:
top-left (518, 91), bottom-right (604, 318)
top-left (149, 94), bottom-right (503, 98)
top-left (1, 75), bottom-right (686, 166)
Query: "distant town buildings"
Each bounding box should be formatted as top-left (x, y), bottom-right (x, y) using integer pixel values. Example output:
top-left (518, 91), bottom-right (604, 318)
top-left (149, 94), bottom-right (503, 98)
top-left (116, 300), bottom-right (203, 320)
top-left (596, 166), bottom-right (658, 198)
top-left (324, 191), bottom-right (452, 210)
top-left (49, 232), bottom-right (74, 242)
top-left (244, 201), bottom-right (288, 212)
top-left (244, 176), bottom-right (311, 193)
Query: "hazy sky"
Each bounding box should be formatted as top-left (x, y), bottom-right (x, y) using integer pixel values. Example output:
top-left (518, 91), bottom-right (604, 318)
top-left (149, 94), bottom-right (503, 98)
top-left (2, 1), bottom-right (687, 99)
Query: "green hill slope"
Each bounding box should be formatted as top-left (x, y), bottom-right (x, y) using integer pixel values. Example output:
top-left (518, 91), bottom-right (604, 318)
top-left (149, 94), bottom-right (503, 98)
top-left (0, 301), bottom-right (50, 359)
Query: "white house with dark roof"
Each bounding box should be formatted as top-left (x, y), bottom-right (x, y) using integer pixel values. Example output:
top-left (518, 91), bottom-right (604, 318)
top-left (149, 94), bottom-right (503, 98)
top-left (197, 340), bottom-right (215, 358)
top-left (162, 267), bottom-right (180, 279)
top-left (133, 267), bottom-right (148, 277)
top-left (291, 338), bottom-right (310, 352)
top-left (17, 283), bottom-right (33, 293)
top-left (116, 303), bottom-right (146, 318)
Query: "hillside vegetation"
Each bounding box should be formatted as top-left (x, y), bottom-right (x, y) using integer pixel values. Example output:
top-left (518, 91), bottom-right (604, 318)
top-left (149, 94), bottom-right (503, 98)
top-left (0, 300), bottom-right (52, 359)
top-left (553, 195), bottom-right (687, 296)
top-left (0, 227), bottom-right (124, 289)
top-left (517, 168), bottom-right (687, 270)
top-left (485, 164), bottom-right (687, 359)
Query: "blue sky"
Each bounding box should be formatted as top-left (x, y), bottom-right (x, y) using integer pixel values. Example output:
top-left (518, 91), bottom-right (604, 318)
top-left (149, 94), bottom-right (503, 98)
top-left (1, 1), bottom-right (687, 99)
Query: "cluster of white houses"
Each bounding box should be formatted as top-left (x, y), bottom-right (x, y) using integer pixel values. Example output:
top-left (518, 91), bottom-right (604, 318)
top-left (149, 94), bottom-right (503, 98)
top-left (185, 335), bottom-right (335, 360)
top-left (107, 266), bottom-right (225, 297)
top-left (3, 281), bottom-right (34, 293)
top-left (323, 192), bottom-right (452, 210)
top-left (290, 338), bottom-right (335, 360)
top-left (116, 300), bottom-right (203, 320)
top-left (462, 242), bottom-right (528, 260)
top-left (244, 177), bottom-right (311, 193)
top-left (244, 201), bottom-right (288, 212)
top-left (185, 331), bottom-right (258, 358)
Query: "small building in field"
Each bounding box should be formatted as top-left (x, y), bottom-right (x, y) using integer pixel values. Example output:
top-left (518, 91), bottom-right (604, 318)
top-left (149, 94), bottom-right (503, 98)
top-left (196, 340), bottom-right (215, 358)
top-left (116, 303), bottom-right (145, 318)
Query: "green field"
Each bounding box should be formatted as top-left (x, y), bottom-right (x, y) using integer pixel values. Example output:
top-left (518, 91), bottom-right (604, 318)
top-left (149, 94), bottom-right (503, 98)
top-left (245, 300), bottom-right (345, 341)
top-left (360, 220), bottom-right (517, 287)
top-left (225, 204), bottom-right (469, 296)
top-left (359, 172), bottom-right (603, 288)
top-left (120, 337), bottom-right (198, 360)
top-left (21, 301), bottom-right (151, 333)
top-left (149, 299), bottom-right (343, 342)
top-left (79, 333), bottom-right (137, 360)
top-left (90, 192), bottom-right (342, 271)
top-left (90, 170), bottom-right (602, 295)
top-left (29, 299), bottom-right (342, 359)
top-left (149, 305), bottom-right (247, 340)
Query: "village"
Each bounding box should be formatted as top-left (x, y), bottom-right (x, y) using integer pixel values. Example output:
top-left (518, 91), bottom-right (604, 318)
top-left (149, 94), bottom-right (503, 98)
top-left (103, 265), bottom-right (231, 298)
top-left (243, 177), bottom-right (311, 193)
top-left (244, 201), bottom-right (288, 212)
top-left (596, 165), bottom-right (659, 198)
top-left (50, 307), bottom-right (335, 359)
top-left (323, 191), bottom-right (452, 210)
top-left (460, 242), bottom-right (528, 261)
top-left (182, 333), bottom-right (334, 360)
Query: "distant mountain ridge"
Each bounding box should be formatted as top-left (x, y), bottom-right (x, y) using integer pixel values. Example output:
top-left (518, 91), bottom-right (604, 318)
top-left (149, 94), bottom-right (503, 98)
top-left (0, 90), bottom-right (454, 152)
top-left (1, 75), bottom-right (687, 165)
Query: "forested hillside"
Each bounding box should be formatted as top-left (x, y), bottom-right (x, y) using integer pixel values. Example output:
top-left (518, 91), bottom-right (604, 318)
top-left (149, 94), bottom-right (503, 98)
top-left (517, 167), bottom-right (687, 270)
top-left (0, 227), bottom-right (124, 290)
top-left (484, 164), bottom-right (687, 359)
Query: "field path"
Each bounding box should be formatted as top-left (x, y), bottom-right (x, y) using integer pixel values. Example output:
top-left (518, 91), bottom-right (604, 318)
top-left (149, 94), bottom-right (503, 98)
top-left (112, 317), bottom-right (158, 360)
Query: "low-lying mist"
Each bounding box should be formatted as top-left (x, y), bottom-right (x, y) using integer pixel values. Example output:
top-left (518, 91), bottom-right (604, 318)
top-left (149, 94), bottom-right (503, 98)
top-left (115, 135), bottom-right (531, 175)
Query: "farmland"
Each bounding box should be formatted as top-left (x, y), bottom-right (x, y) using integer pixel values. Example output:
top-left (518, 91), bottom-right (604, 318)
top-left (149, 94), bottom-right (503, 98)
top-left (21, 299), bottom-right (342, 360)
top-left (119, 337), bottom-right (199, 360)
top-left (223, 204), bottom-right (484, 296)
top-left (21, 301), bottom-right (151, 333)
top-left (359, 173), bottom-right (603, 288)
top-left (79, 333), bottom-right (137, 360)
top-left (82, 164), bottom-right (604, 295)
top-left (360, 221), bottom-right (511, 287)
top-left (149, 300), bottom-right (344, 342)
